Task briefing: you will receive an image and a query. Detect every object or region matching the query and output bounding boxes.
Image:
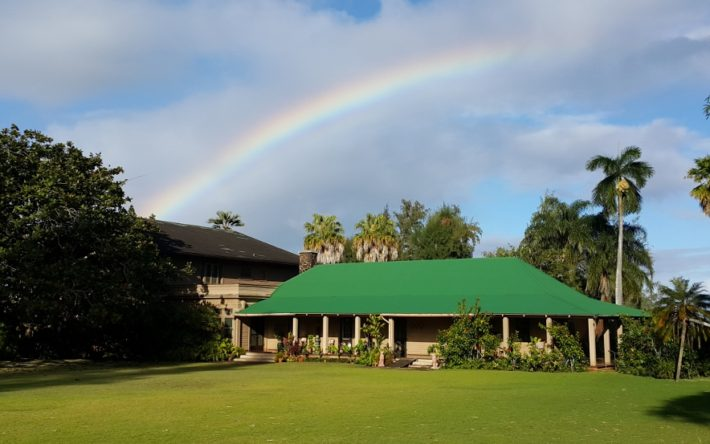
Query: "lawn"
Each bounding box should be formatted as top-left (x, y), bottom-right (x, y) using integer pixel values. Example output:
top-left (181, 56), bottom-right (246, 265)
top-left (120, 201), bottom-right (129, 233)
top-left (1, 362), bottom-right (708, 443)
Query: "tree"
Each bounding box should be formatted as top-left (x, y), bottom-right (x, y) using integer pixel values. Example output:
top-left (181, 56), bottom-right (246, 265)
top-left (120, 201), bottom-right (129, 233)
top-left (653, 277), bottom-right (710, 381)
top-left (482, 245), bottom-right (519, 258)
top-left (687, 155), bottom-right (710, 217)
top-left (208, 210), bottom-right (244, 231)
top-left (394, 199), bottom-right (428, 260)
top-left (412, 204), bottom-right (482, 259)
top-left (303, 214), bottom-right (346, 264)
top-left (586, 146), bottom-right (654, 305)
top-left (704, 95), bottom-right (710, 119)
top-left (519, 196), bottom-right (591, 292)
top-left (353, 212), bottom-right (399, 262)
top-left (0, 125), bottom-right (214, 359)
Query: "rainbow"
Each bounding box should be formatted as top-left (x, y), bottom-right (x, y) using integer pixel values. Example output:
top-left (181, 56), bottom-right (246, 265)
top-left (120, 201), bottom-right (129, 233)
top-left (146, 45), bottom-right (516, 218)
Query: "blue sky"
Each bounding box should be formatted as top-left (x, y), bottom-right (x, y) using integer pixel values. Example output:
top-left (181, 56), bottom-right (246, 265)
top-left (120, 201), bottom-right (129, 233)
top-left (1, 0), bottom-right (709, 287)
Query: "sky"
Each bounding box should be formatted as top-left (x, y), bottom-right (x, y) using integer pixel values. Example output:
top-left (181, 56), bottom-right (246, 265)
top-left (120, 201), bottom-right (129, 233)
top-left (1, 0), bottom-right (709, 288)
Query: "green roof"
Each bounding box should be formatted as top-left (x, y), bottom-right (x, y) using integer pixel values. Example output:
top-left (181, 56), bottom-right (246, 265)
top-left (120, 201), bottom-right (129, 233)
top-left (240, 258), bottom-right (647, 318)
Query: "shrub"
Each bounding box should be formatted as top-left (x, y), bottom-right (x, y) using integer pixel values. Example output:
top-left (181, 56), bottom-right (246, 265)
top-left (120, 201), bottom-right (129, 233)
top-left (437, 299), bottom-right (498, 368)
top-left (545, 323), bottom-right (587, 372)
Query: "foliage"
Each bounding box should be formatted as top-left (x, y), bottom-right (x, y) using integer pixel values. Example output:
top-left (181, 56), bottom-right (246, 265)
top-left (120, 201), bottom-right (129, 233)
top-left (353, 212), bottom-right (399, 262)
top-left (616, 316), bottom-right (665, 377)
top-left (436, 300), bottom-right (498, 368)
top-left (686, 155), bottom-right (710, 217)
top-left (545, 323), bottom-right (587, 372)
top-left (394, 199), bottom-right (428, 260)
top-left (0, 125), bottom-right (218, 360)
top-left (207, 210), bottom-right (244, 231)
top-left (705, 94), bottom-right (710, 119)
top-left (303, 214), bottom-right (346, 264)
top-left (654, 277), bottom-right (710, 380)
top-left (482, 245), bottom-right (519, 258)
top-left (519, 194), bottom-right (653, 306)
top-left (413, 204), bottom-right (482, 259)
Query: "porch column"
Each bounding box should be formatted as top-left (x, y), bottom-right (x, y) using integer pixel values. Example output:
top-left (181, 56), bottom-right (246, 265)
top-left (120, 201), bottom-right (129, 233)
top-left (502, 316), bottom-right (510, 343)
top-left (545, 316), bottom-right (553, 347)
top-left (292, 317), bottom-right (299, 340)
top-left (603, 325), bottom-right (612, 366)
top-left (388, 317), bottom-right (395, 350)
top-left (616, 323), bottom-right (623, 348)
top-left (354, 316), bottom-right (361, 344)
top-left (587, 318), bottom-right (597, 367)
top-left (322, 315), bottom-right (329, 353)
top-left (234, 318), bottom-right (242, 347)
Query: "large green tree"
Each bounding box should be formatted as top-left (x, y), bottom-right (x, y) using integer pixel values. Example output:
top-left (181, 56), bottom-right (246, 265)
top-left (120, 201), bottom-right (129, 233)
top-left (353, 212), bottom-right (399, 262)
top-left (303, 214), bottom-right (346, 264)
top-left (0, 126), bottom-right (215, 359)
top-left (687, 155), bottom-right (710, 217)
top-left (412, 204), bottom-right (482, 259)
top-left (208, 210), bottom-right (244, 231)
top-left (586, 146), bottom-right (654, 306)
top-left (654, 278), bottom-right (710, 381)
top-left (394, 199), bottom-right (428, 260)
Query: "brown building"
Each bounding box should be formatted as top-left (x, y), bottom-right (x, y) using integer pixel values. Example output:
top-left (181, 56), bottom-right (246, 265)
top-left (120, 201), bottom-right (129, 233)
top-left (154, 220), bottom-right (298, 351)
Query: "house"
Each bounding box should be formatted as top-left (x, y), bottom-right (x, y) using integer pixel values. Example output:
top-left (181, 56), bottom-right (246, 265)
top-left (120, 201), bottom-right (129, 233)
top-left (154, 220), bottom-right (299, 350)
top-left (236, 256), bottom-right (646, 367)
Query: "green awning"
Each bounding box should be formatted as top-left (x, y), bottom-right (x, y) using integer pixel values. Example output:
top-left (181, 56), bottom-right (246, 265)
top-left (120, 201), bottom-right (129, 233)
top-left (239, 258), bottom-right (647, 318)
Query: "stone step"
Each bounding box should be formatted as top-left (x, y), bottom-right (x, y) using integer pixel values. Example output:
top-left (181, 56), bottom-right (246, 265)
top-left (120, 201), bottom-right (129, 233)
top-left (236, 352), bottom-right (275, 363)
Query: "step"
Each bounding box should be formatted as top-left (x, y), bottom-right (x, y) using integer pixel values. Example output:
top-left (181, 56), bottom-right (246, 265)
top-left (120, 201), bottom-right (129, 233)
top-left (236, 352), bottom-right (275, 363)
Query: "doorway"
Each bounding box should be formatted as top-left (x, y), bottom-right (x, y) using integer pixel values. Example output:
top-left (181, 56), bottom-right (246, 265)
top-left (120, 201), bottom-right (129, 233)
top-left (249, 318), bottom-right (264, 352)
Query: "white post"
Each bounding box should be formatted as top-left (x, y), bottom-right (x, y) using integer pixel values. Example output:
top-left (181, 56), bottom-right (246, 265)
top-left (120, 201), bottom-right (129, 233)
top-left (292, 317), bottom-right (299, 341)
top-left (354, 316), bottom-right (361, 344)
top-left (388, 317), bottom-right (395, 350)
top-left (588, 318), bottom-right (597, 367)
top-left (502, 316), bottom-right (510, 343)
top-left (322, 315), bottom-right (329, 354)
top-left (616, 323), bottom-right (623, 348)
top-left (545, 316), bottom-right (553, 347)
top-left (604, 326), bottom-right (612, 366)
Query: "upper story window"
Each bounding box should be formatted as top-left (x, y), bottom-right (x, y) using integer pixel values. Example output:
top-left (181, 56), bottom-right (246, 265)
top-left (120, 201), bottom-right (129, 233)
top-left (201, 262), bottom-right (222, 285)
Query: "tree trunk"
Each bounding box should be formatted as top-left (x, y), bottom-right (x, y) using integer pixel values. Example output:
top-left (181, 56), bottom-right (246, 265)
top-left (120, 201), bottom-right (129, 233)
top-left (615, 193), bottom-right (624, 306)
top-left (675, 319), bottom-right (687, 382)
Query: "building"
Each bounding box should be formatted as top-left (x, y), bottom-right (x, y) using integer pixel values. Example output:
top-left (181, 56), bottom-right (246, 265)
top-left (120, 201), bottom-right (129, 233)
top-left (154, 220), bottom-right (299, 350)
top-left (237, 256), bottom-right (646, 367)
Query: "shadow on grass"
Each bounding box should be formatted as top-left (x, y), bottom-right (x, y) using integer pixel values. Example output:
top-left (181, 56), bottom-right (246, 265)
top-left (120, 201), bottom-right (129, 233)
top-left (0, 361), bottom-right (262, 393)
top-left (647, 391), bottom-right (710, 426)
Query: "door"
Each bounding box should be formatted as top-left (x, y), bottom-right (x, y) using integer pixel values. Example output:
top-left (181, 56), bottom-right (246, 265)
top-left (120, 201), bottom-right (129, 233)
top-left (395, 318), bottom-right (407, 358)
top-left (249, 318), bottom-right (264, 352)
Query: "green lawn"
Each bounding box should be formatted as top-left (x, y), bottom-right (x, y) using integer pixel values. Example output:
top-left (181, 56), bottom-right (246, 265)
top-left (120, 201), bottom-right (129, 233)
top-left (1, 362), bottom-right (708, 443)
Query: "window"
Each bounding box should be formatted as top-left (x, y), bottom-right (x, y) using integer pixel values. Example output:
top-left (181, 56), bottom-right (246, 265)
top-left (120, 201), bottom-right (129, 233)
top-left (201, 262), bottom-right (222, 284)
top-left (222, 318), bottom-right (234, 340)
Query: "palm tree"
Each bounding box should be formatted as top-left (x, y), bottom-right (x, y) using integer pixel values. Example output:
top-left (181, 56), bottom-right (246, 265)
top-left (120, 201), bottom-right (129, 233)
top-left (208, 210), bottom-right (244, 231)
top-left (584, 214), bottom-right (653, 305)
top-left (687, 155), bottom-right (710, 216)
top-left (654, 277), bottom-right (710, 381)
top-left (586, 146), bottom-right (654, 305)
top-left (303, 214), bottom-right (346, 264)
top-left (704, 95), bottom-right (710, 119)
top-left (353, 213), bottom-right (399, 262)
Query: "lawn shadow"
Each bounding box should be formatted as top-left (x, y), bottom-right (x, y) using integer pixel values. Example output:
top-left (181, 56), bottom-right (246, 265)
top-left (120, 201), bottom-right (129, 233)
top-left (647, 391), bottom-right (710, 426)
top-left (0, 361), bottom-right (265, 393)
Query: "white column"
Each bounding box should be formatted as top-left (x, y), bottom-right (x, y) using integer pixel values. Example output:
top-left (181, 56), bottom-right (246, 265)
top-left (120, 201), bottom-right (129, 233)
top-left (354, 316), bottom-right (361, 344)
top-left (234, 318), bottom-right (242, 347)
top-left (292, 317), bottom-right (299, 340)
top-left (388, 317), bottom-right (395, 350)
top-left (603, 326), bottom-right (612, 366)
top-left (502, 316), bottom-right (510, 343)
top-left (545, 317), bottom-right (553, 347)
top-left (588, 318), bottom-right (597, 367)
top-left (322, 315), bottom-right (329, 353)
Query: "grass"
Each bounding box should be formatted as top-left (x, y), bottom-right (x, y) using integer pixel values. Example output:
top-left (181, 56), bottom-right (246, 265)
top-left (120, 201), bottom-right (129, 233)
top-left (1, 362), bottom-right (708, 443)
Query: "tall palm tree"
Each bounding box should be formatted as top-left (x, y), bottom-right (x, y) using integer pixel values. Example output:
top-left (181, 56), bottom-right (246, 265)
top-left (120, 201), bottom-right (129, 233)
top-left (584, 214), bottom-right (653, 305)
top-left (303, 214), bottom-right (346, 264)
top-left (586, 146), bottom-right (654, 305)
top-left (654, 277), bottom-right (710, 381)
top-left (208, 210), bottom-right (244, 231)
top-left (353, 213), bottom-right (399, 262)
top-left (687, 155), bottom-right (710, 216)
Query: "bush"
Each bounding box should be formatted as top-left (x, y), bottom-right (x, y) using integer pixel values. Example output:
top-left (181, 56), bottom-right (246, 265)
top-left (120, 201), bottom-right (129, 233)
top-left (437, 300), bottom-right (499, 368)
top-left (545, 323), bottom-right (587, 372)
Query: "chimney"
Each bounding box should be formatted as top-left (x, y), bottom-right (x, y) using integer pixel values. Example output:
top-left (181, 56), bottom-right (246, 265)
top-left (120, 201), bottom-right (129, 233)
top-left (299, 251), bottom-right (317, 273)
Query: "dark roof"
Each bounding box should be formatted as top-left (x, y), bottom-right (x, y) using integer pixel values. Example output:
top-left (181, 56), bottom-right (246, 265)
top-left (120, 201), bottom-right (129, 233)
top-left (154, 220), bottom-right (298, 265)
top-left (240, 258), bottom-right (647, 318)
